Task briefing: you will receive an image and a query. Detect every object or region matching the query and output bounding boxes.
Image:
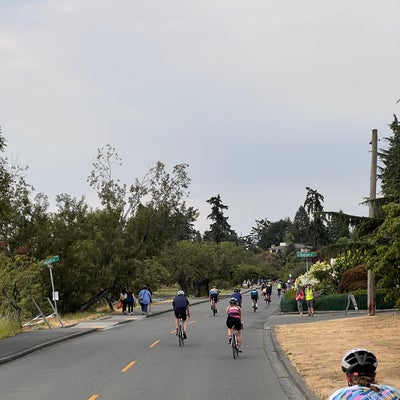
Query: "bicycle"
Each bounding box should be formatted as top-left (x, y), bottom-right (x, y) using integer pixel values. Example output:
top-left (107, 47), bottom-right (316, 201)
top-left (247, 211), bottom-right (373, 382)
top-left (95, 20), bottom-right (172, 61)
top-left (210, 299), bottom-right (217, 316)
top-left (177, 316), bottom-right (185, 347)
top-left (265, 294), bottom-right (271, 306)
top-left (252, 299), bottom-right (257, 312)
top-left (231, 327), bottom-right (239, 358)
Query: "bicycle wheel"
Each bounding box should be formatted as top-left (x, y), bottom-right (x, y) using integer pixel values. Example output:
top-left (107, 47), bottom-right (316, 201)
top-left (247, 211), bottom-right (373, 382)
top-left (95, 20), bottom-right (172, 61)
top-left (212, 302), bottom-right (216, 316)
top-left (232, 331), bottom-right (238, 359)
top-left (253, 302), bottom-right (257, 312)
top-left (178, 321), bottom-right (184, 347)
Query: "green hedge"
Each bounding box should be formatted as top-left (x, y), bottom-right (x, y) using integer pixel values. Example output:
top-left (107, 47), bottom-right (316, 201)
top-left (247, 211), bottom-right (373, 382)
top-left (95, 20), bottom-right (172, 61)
top-left (280, 290), bottom-right (397, 312)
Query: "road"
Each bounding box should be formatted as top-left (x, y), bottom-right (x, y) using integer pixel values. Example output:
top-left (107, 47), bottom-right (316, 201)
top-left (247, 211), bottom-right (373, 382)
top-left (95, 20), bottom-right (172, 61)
top-left (0, 292), bottom-right (302, 400)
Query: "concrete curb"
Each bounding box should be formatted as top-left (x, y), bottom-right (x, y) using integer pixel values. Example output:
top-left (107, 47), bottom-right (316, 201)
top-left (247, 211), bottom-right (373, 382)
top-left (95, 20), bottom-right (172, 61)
top-left (0, 328), bottom-right (97, 365)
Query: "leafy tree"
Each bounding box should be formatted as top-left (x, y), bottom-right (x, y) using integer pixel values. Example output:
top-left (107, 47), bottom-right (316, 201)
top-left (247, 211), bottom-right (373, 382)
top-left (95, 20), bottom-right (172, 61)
top-left (0, 253), bottom-right (41, 323)
top-left (203, 194), bottom-right (237, 243)
top-left (258, 218), bottom-right (291, 250)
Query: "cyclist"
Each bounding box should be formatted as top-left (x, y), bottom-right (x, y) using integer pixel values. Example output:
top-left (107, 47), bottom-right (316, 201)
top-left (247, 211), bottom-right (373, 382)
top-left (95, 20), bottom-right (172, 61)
top-left (226, 298), bottom-right (242, 352)
top-left (172, 290), bottom-right (190, 339)
top-left (209, 286), bottom-right (219, 313)
top-left (328, 348), bottom-right (400, 399)
top-left (250, 287), bottom-right (259, 310)
top-left (265, 281), bottom-right (272, 304)
top-left (276, 281), bottom-right (282, 297)
top-left (230, 288), bottom-right (242, 307)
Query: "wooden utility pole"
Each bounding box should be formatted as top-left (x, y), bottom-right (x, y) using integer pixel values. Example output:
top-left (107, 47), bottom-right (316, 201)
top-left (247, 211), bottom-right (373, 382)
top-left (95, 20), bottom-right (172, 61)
top-left (368, 129), bottom-right (377, 316)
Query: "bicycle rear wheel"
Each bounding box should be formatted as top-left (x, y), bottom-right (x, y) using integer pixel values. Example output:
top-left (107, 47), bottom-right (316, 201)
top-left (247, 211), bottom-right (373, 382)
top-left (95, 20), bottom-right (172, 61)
top-left (232, 331), bottom-right (238, 359)
top-left (212, 302), bottom-right (216, 316)
top-left (178, 321), bottom-right (184, 347)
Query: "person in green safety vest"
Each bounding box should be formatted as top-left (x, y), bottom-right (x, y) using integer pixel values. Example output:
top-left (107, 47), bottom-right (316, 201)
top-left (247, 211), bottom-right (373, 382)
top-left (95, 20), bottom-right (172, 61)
top-left (305, 283), bottom-right (315, 317)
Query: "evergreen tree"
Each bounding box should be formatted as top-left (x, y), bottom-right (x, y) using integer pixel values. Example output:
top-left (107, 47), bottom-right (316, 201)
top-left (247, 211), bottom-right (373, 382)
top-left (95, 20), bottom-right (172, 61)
top-left (304, 187), bottom-right (329, 248)
top-left (203, 194), bottom-right (237, 243)
top-left (290, 206), bottom-right (310, 244)
top-left (379, 115), bottom-right (400, 203)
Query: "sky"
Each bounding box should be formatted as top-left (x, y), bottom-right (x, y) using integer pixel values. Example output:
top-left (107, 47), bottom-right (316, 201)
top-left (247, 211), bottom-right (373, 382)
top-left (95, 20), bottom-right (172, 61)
top-left (1, 1), bottom-right (400, 236)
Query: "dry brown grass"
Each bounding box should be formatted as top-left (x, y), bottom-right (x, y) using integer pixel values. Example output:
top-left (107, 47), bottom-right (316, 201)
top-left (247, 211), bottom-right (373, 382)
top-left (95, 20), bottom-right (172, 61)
top-left (275, 314), bottom-right (400, 400)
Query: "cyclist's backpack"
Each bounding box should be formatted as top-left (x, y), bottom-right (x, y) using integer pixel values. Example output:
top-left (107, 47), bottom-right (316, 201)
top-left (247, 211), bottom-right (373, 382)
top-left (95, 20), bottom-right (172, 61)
top-left (251, 289), bottom-right (258, 297)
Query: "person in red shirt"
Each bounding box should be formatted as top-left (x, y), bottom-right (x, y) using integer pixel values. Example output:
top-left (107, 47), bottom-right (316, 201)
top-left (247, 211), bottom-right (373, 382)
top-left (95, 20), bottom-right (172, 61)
top-left (295, 285), bottom-right (305, 316)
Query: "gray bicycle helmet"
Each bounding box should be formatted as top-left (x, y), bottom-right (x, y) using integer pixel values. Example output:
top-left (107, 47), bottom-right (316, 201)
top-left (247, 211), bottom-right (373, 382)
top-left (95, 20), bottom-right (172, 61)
top-left (177, 290), bottom-right (185, 296)
top-left (229, 297), bottom-right (238, 305)
top-left (341, 348), bottom-right (378, 375)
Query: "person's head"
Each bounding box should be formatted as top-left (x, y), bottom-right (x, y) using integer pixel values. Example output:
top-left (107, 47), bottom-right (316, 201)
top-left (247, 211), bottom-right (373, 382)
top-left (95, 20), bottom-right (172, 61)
top-left (341, 348), bottom-right (378, 387)
top-left (177, 290), bottom-right (185, 296)
top-left (234, 288), bottom-right (239, 293)
top-left (229, 297), bottom-right (238, 305)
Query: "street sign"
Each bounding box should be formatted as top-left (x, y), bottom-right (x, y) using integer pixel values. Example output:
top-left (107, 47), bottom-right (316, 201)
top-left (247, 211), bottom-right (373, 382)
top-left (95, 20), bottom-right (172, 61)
top-left (296, 252), bottom-right (317, 258)
top-left (43, 255), bottom-right (60, 265)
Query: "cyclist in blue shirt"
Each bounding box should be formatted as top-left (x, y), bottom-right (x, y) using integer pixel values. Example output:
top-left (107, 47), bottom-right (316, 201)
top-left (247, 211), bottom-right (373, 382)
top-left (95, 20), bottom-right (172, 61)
top-left (230, 288), bottom-right (242, 307)
top-left (250, 287), bottom-right (259, 309)
top-left (172, 290), bottom-right (190, 339)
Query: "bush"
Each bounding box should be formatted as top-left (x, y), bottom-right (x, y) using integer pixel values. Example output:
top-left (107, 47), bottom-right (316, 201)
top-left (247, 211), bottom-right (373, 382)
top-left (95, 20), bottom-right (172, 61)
top-left (0, 317), bottom-right (21, 339)
top-left (279, 289), bottom-right (397, 312)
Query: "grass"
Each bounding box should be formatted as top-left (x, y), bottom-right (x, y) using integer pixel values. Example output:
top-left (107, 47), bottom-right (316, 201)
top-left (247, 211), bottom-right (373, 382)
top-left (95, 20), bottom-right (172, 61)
top-left (275, 314), bottom-right (400, 400)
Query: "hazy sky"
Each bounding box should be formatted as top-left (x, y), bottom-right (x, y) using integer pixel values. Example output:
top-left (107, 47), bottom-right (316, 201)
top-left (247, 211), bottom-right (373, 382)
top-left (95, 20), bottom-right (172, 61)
top-left (1, 1), bottom-right (399, 235)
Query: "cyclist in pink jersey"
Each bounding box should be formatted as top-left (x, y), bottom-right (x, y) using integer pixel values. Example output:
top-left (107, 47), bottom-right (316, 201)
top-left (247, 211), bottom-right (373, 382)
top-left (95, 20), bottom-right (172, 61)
top-left (328, 348), bottom-right (400, 399)
top-left (226, 298), bottom-right (242, 352)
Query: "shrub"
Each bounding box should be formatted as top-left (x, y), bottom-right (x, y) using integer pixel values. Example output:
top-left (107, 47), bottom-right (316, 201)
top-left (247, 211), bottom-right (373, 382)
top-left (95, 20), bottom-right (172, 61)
top-left (0, 317), bottom-right (21, 339)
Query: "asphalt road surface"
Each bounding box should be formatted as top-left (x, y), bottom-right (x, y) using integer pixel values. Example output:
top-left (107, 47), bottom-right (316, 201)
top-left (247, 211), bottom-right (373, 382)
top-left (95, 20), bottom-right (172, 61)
top-left (0, 292), bottom-right (303, 400)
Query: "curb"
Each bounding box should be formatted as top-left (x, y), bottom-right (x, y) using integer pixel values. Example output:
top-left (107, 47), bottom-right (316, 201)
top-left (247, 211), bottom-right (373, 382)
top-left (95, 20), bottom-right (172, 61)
top-left (0, 328), bottom-right (97, 366)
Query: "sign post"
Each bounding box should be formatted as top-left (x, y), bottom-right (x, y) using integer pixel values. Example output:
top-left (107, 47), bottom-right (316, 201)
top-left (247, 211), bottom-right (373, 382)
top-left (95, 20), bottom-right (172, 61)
top-left (43, 256), bottom-right (60, 313)
top-left (296, 252), bottom-right (317, 282)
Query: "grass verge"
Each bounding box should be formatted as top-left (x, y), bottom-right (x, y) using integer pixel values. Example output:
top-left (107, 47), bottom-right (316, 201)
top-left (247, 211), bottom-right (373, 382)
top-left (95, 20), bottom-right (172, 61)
top-left (275, 314), bottom-right (400, 400)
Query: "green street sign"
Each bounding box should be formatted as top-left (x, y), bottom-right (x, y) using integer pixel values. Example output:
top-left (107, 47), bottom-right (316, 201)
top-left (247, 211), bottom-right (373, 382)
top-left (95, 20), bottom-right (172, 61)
top-left (296, 252), bottom-right (317, 258)
top-left (43, 255), bottom-right (60, 265)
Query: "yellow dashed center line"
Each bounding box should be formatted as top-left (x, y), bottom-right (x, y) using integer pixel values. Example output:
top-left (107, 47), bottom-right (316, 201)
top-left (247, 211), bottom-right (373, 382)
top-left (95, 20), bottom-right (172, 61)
top-left (121, 360), bottom-right (137, 373)
top-left (88, 395), bottom-right (99, 400)
top-left (149, 339), bottom-right (160, 348)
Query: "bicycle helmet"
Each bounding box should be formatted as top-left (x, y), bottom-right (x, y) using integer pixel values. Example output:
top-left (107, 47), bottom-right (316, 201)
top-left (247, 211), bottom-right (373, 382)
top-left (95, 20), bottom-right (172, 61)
top-left (341, 348), bottom-right (378, 376)
top-left (177, 290), bottom-right (185, 296)
top-left (229, 297), bottom-right (238, 305)
top-left (234, 288), bottom-right (239, 293)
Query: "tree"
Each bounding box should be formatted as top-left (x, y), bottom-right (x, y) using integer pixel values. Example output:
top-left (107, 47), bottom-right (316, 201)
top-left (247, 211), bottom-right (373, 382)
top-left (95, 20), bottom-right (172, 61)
top-left (326, 210), bottom-right (351, 243)
top-left (368, 203), bottom-right (400, 301)
top-left (304, 187), bottom-right (329, 248)
top-left (258, 219), bottom-right (291, 250)
top-left (203, 194), bottom-right (237, 243)
top-left (379, 115), bottom-right (400, 204)
top-left (290, 206), bottom-right (310, 244)
top-left (0, 253), bottom-right (41, 323)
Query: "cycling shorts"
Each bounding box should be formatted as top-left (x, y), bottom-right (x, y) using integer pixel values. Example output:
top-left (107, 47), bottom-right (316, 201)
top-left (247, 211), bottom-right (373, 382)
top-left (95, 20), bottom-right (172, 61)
top-left (174, 308), bottom-right (187, 321)
top-left (226, 316), bottom-right (242, 331)
top-left (210, 294), bottom-right (218, 302)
